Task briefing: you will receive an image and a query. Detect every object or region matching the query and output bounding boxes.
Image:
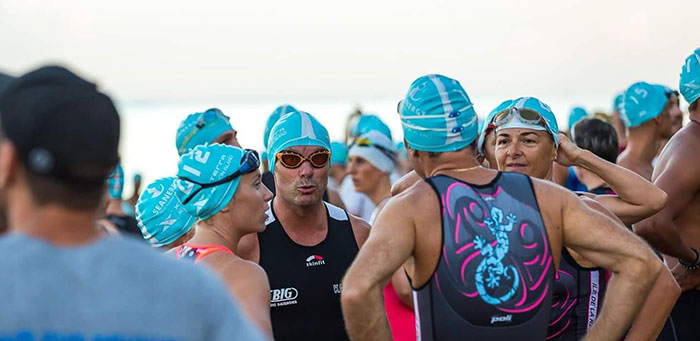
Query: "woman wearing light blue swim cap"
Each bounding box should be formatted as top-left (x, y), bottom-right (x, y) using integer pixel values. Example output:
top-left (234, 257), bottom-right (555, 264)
top-left (172, 143), bottom-right (274, 338)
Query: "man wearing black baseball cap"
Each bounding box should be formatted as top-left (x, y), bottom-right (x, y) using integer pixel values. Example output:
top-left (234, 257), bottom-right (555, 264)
top-left (0, 66), bottom-right (264, 340)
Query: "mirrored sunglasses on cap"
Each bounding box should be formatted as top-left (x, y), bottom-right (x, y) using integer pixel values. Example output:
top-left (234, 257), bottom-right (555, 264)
top-left (488, 107), bottom-right (551, 131)
top-left (179, 149), bottom-right (260, 204)
top-left (276, 149), bottom-right (331, 169)
top-left (350, 137), bottom-right (397, 161)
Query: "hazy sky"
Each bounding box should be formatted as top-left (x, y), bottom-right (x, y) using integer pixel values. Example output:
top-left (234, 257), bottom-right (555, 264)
top-left (1, 0), bottom-right (698, 105)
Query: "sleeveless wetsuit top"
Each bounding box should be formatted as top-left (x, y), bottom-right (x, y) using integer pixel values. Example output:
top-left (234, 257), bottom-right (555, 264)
top-left (175, 244), bottom-right (234, 264)
top-left (258, 201), bottom-right (358, 341)
top-left (547, 248), bottom-right (607, 340)
top-left (417, 173), bottom-right (555, 340)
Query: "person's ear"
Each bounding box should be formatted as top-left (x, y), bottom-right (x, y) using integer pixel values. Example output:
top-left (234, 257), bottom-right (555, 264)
top-left (0, 142), bottom-right (19, 190)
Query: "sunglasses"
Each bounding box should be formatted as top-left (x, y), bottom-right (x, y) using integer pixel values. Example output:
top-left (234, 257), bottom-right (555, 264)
top-left (276, 149), bottom-right (331, 169)
top-left (350, 137), bottom-right (396, 161)
top-left (179, 149), bottom-right (260, 204)
top-left (487, 107), bottom-right (551, 133)
top-left (177, 109), bottom-right (232, 154)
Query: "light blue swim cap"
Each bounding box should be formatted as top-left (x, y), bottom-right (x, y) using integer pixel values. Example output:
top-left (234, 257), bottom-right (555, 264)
top-left (396, 141), bottom-right (408, 160)
top-left (263, 105), bottom-right (297, 150)
top-left (260, 150), bottom-right (268, 163)
top-left (330, 141), bottom-right (348, 167)
top-left (612, 92), bottom-right (624, 113)
top-left (680, 48), bottom-right (700, 106)
top-left (399, 74), bottom-right (478, 152)
top-left (620, 82), bottom-right (669, 128)
top-left (267, 111), bottom-right (331, 174)
top-left (351, 114), bottom-right (393, 141)
top-left (175, 143), bottom-right (247, 221)
top-left (477, 99), bottom-right (513, 155)
top-left (497, 97), bottom-right (560, 147)
top-left (567, 107), bottom-right (588, 132)
top-left (136, 177), bottom-right (196, 247)
top-left (175, 108), bottom-right (234, 156)
top-left (107, 163), bottom-right (124, 199)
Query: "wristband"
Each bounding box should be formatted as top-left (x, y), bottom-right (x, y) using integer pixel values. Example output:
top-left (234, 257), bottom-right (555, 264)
top-left (679, 247), bottom-right (700, 270)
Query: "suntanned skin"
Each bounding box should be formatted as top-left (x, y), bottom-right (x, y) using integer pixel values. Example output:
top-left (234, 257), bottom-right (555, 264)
top-left (341, 144), bottom-right (661, 341)
top-left (617, 94), bottom-right (677, 180)
top-left (634, 106), bottom-right (700, 291)
top-left (495, 129), bottom-right (677, 340)
top-left (168, 170), bottom-right (274, 339)
top-left (237, 145), bottom-right (370, 264)
top-left (347, 155), bottom-right (412, 308)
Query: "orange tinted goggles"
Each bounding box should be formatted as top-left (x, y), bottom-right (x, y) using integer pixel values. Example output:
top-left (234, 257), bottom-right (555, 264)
top-left (276, 150), bottom-right (331, 169)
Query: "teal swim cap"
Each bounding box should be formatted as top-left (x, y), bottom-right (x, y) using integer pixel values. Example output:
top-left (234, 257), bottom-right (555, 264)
top-left (680, 48), bottom-right (700, 106)
top-left (351, 115), bottom-right (393, 141)
top-left (107, 163), bottom-right (124, 199)
top-left (175, 143), bottom-right (249, 220)
top-left (267, 111), bottom-right (331, 174)
top-left (613, 92), bottom-right (624, 113)
top-left (620, 82), bottom-right (668, 128)
top-left (495, 97), bottom-right (560, 147)
top-left (330, 141), bottom-right (348, 167)
top-left (567, 107), bottom-right (588, 132)
top-left (399, 74), bottom-right (478, 152)
top-left (477, 99), bottom-right (513, 155)
top-left (396, 141), bottom-right (407, 160)
top-left (175, 108), bottom-right (234, 156)
top-left (136, 177), bottom-right (196, 247)
top-left (263, 105), bottom-right (297, 150)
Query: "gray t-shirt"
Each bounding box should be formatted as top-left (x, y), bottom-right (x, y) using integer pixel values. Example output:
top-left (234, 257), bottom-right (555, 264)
top-left (0, 233), bottom-right (265, 341)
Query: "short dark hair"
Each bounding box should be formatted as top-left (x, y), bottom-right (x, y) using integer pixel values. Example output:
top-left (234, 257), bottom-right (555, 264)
top-left (690, 99), bottom-right (699, 113)
top-left (24, 168), bottom-right (108, 210)
top-left (573, 118), bottom-right (619, 163)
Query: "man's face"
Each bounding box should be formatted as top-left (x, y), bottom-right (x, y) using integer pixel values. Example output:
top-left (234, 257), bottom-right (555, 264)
top-left (495, 128), bottom-right (556, 179)
top-left (274, 145), bottom-right (329, 207)
top-left (667, 94), bottom-right (683, 136)
top-left (213, 130), bottom-right (240, 147)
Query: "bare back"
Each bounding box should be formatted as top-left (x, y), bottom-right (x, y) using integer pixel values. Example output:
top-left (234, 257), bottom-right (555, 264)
top-left (652, 122), bottom-right (700, 266)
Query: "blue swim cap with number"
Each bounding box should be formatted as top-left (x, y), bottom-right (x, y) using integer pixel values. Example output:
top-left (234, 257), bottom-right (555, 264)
top-left (399, 74), bottom-right (478, 152)
top-left (267, 111), bottom-right (331, 174)
top-left (620, 82), bottom-right (668, 128)
top-left (175, 108), bottom-right (234, 156)
top-left (680, 48), bottom-right (700, 106)
top-left (175, 143), bottom-right (247, 220)
top-left (136, 177), bottom-right (196, 247)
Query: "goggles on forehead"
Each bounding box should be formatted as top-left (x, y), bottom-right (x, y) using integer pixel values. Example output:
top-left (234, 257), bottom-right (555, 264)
top-left (487, 107), bottom-right (551, 132)
top-left (177, 110), bottom-right (232, 155)
top-left (276, 149), bottom-right (331, 169)
top-left (350, 137), bottom-right (397, 161)
top-left (179, 148), bottom-right (259, 205)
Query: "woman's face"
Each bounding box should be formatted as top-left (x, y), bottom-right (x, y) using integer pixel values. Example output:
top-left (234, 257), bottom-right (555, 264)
top-left (495, 128), bottom-right (556, 179)
top-left (347, 155), bottom-right (385, 195)
top-left (223, 169), bottom-right (273, 234)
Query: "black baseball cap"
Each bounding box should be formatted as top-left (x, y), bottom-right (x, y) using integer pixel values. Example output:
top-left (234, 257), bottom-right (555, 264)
top-left (0, 65), bottom-right (120, 186)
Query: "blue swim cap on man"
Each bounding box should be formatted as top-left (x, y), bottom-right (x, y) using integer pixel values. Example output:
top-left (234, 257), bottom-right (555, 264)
top-left (680, 48), bottom-right (700, 106)
top-left (175, 108), bottom-right (234, 156)
top-left (612, 92), bottom-right (624, 113)
top-left (175, 143), bottom-right (253, 220)
top-left (568, 107), bottom-right (588, 132)
top-left (399, 74), bottom-right (478, 152)
top-left (620, 82), bottom-right (669, 128)
top-left (263, 105), bottom-right (297, 150)
top-left (477, 99), bottom-right (513, 155)
top-left (136, 177), bottom-right (197, 247)
top-left (330, 141), bottom-right (348, 167)
top-left (351, 114), bottom-right (393, 141)
top-left (495, 97), bottom-right (560, 147)
top-left (267, 111), bottom-right (331, 174)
